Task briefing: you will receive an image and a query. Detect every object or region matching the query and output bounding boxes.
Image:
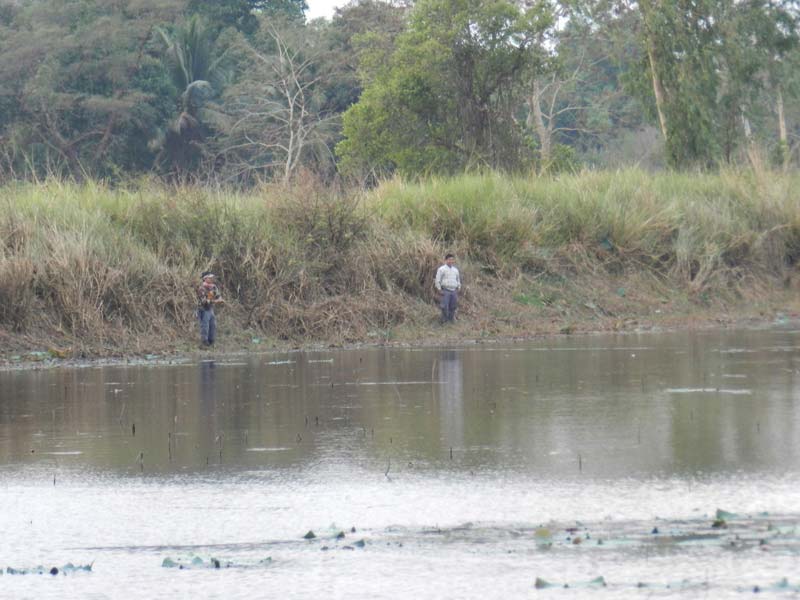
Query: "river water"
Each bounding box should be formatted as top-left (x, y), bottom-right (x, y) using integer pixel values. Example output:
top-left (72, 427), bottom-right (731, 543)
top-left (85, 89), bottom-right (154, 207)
top-left (1, 327), bottom-right (799, 598)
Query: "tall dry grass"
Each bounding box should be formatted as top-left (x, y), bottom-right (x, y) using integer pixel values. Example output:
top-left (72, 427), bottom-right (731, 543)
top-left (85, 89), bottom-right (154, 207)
top-left (1, 168), bottom-right (798, 352)
top-left (369, 169), bottom-right (800, 288)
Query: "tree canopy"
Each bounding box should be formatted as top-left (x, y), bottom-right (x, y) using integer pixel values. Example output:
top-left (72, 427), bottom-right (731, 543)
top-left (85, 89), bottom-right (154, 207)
top-left (337, 0), bottom-right (554, 177)
top-left (0, 0), bottom-right (798, 182)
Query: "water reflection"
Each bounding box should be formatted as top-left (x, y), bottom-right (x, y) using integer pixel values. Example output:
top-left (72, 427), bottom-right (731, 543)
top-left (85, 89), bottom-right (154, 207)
top-left (200, 360), bottom-right (217, 408)
top-left (437, 350), bottom-right (464, 451)
top-left (2, 328), bottom-right (800, 600)
top-left (0, 328), bottom-right (799, 478)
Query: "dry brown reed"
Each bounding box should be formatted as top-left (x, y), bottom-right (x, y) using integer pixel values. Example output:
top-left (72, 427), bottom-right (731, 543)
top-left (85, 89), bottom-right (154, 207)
top-left (1, 169), bottom-right (798, 355)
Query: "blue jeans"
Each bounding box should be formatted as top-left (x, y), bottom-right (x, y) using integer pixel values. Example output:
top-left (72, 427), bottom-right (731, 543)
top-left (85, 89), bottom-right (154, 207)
top-left (198, 309), bottom-right (216, 345)
top-left (440, 289), bottom-right (458, 322)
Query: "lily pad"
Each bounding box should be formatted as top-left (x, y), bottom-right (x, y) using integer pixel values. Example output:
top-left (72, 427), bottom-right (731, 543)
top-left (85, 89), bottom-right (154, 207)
top-left (62, 562), bottom-right (92, 572)
top-left (161, 556), bottom-right (271, 570)
top-left (715, 509), bottom-right (737, 520)
top-left (711, 519), bottom-right (727, 529)
top-left (534, 527), bottom-right (552, 542)
top-left (535, 576), bottom-right (606, 589)
top-left (5, 563), bottom-right (92, 575)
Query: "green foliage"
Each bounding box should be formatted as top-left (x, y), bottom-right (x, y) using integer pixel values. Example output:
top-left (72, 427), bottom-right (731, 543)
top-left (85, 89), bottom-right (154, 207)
top-left (153, 15), bottom-right (234, 175)
top-left (544, 144), bottom-right (579, 174)
top-left (324, 0), bottom-right (408, 113)
top-left (536, 5), bottom-right (648, 167)
top-left (638, 0), bottom-right (721, 167)
top-left (628, 0), bottom-right (799, 168)
top-left (368, 168), bottom-right (800, 281)
top-left (1, 0), bottom-right (799, 181)
top-left (367, 174), bottom-right (538, 267)
top-left (513, 292), bottom-right (549, 307)
top-left (158, 15), bottom-right (230, 92)
top-left (0, 0), bottom-right (183, 179)
top-left (187, 0), bottom-right (308, 33)
top-left (337, 0), bottom-right (554, 177)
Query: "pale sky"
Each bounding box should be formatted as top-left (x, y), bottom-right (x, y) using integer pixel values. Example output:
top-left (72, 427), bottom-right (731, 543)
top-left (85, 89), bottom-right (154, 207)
top-left (306, 0), bottom-right (348, 20)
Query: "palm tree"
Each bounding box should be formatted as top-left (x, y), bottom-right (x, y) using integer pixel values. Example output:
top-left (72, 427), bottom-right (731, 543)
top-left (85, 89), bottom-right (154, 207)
top-left (152, 16), bottom-right (231, 175)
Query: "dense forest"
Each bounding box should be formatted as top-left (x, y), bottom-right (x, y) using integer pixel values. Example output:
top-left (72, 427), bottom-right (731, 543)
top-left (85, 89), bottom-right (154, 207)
top-left (1, 0), bottom-right (798, 184)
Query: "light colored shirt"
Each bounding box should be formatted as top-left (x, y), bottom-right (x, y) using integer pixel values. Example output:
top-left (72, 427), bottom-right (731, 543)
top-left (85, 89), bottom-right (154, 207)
top-left (435, 264), bottom-right (461, 291)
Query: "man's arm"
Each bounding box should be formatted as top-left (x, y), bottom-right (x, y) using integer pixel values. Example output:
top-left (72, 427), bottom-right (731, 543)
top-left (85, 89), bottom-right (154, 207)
top-left (434, 266), bottom-right (443, 291)
top-left (198, 285), bottom-right (209, 307)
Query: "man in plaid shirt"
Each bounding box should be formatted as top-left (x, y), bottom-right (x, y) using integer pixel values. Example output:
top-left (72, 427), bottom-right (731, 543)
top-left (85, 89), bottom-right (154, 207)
top-left (197, 271), bottom-right (223, 347)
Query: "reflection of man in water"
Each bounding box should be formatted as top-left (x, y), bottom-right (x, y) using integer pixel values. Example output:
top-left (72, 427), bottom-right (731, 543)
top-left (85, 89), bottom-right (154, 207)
top-left (200, 360), bottom-right (217, 411)
top-left (434, 253), bottom-right (461, 324)
top-left (438, 350), bottom-right (464, 450)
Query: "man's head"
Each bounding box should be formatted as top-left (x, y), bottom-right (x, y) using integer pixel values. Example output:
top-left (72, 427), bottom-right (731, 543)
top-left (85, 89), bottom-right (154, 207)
top-left (444, 253), bottom-right (455, 267)
top-left (201, 271), bottom-right (215, 283)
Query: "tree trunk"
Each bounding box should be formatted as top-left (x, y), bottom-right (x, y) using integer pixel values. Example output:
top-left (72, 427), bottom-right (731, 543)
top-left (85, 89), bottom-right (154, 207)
top-left (741, 108), bottom-right (761, 170)
top-left (39, 104), bottom-right (84, 179)
top-left (639, 0), bottom-right (669, 140)
top-left (527, 79), bottom-right (551, 168)
top-left (646, 44), bottom-right (669, 140)
top-left (777, 85), bottom-right (789, 171)
top-left (94, 113), bottom-right (118, 163)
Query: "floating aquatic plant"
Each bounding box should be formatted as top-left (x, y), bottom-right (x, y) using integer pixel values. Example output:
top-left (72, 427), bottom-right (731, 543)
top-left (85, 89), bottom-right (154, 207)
top-left (534, 576), bottom-right (606, 589)
top-left (5, 563), bottom-right (93, 575)
top-left (161, 556), bottom-right (272, 570)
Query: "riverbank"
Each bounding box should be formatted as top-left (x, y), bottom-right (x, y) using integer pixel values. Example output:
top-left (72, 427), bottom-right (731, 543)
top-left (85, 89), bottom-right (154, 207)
top-left (2, 291), bottom-right (799, 371)
top-left (1, 169), bottom-right (799, 365)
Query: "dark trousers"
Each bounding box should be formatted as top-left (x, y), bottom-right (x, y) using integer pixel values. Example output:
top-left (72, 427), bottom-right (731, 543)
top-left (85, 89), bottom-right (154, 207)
top-left (440, 289), bottom-right (458, 322)
top-left (198, 309), bottom-right (216, 345)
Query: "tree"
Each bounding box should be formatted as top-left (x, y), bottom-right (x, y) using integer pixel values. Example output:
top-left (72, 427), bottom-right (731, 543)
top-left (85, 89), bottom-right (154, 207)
top-left (153, 15), bottom-right (233, 175)
top-left (0, 0), bottom-right (183, 180)
top-left (620, 0), bottom-right (799, 168)
top-left (323, 0), bottom-right (408, 113)
top-left (524, 22), bottom-right (602, 171)
top-left (716, 0), bottom-right (798, 167)
top-left (337, 0), bottom-right (554, 178)
top-left (524, 2), bottom-right (650, 170)
top-left (637, 0), bottom-right (724, 167)
top-left (187, 0), bottom-right (308, 33)
top-left (772, 45), bottom-right (800, 169)
top-left (214, 19), bottom-right (340, 183)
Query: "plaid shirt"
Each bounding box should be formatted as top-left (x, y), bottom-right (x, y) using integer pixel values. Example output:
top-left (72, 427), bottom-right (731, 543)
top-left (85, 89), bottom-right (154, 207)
top-left (197, 283), bottom-right (221, 309)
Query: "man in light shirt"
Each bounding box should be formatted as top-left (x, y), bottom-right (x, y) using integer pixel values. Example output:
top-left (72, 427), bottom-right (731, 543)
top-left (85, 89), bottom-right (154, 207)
top-left (434, 253), bottom-right (461, 323)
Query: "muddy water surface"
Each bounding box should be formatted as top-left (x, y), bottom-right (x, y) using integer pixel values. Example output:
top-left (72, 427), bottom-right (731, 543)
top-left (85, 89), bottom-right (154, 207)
top-left (1, 327), bottom-right (799, 598)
